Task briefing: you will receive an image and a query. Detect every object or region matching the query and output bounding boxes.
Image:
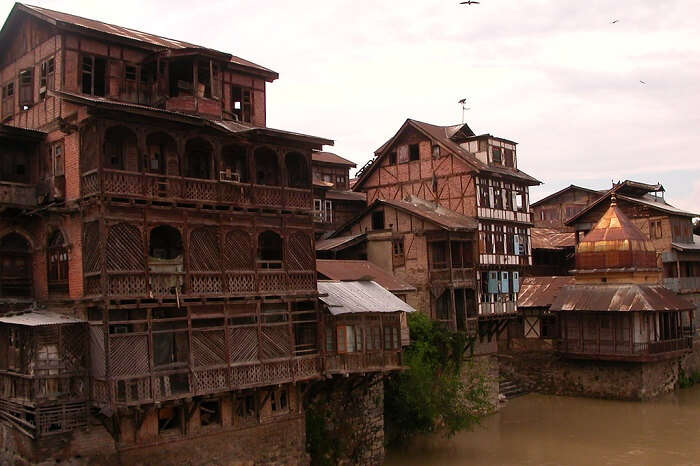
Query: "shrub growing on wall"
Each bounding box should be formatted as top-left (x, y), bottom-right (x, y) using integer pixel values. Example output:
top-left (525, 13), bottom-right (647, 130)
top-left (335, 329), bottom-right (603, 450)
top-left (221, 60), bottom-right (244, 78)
top-left (384, 312), bottom-right (490, 444)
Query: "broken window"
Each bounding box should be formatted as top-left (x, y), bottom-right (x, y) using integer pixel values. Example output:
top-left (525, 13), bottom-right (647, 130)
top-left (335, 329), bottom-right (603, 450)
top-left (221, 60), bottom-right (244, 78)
top-left (39, 57), bottom-right (55, 100)
top-left (52, 141), bottom-right (64, 176)
top-left (432, 144), bottom-right (440, 158)
top-left (18, 68), bottom-right (33, 108)
top-left (235, 393), bottom-right (258, 424)
top-left (81, 55), bottom-right (106, 97)
top-left (515, 186), bottom-right (526, 212)
top-left (169, 58), bottom-right (194, 97)
top-left (371, 211), bottom-right (385, 230)
top-left (149, 225), bottom-right (182, 260)
top-left (185, 138), bottom-right (213, 179)
top-left (257, 231), bottom-right (283, 269)
top-left (409, 143), bottom-right (420, 161)
top-left (47, 230), bottom-right (69, 295)
top-left (0, 143), bottom-right (28, 183)
top-left (254, 147), bottom-right (279, 185)
top-left (286, 152), bottom-right (310, 188)
top-left (0, 233), bottom-right (32, 298)
top-left (104, 126), bottom-right (137, 171)
top-left (491, 147), bottom-right (502, 164)
top-left (231, 85), bottom-right (252, 122)
top-left (478, 180), bottom-right (490, 208)
top-left (1, 82), bottom-right (14, 118)
top-left (504, 148), bottom-right (514, 168)
top-left (221, 144), bottom-right (248, 182)
top-left (125, 65), bottom-right (137, 82)
top-left (388, 151), bottom-right (397, 165)
top-left (200, 400), bottom-right (221, 427)
top-left (271, 387), bottom-right (289, 414)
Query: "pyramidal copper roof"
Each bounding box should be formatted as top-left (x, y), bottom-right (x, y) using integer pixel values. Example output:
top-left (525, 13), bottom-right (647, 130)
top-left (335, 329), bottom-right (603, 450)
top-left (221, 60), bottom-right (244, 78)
top-left (576, 195), bottom-right (657, 270)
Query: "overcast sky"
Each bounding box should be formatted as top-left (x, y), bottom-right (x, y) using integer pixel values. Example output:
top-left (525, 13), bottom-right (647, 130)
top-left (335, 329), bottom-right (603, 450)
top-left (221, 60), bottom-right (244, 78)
top-left (3, 0), bottom-right (699, 213)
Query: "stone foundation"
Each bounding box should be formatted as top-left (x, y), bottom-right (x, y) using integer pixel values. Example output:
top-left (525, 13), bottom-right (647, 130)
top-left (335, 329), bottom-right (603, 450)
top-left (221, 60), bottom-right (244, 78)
top-left (499, 340), bottom-right (682, 401)
top-left (306, 375), bottom-right (385, 465)
top-left (462, 353), bottom-right (500, 411)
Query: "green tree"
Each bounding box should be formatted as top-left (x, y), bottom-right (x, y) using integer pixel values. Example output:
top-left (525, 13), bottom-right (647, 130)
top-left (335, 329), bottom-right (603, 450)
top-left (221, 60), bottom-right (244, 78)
top-left (384, 312), bottom-right (491, 445)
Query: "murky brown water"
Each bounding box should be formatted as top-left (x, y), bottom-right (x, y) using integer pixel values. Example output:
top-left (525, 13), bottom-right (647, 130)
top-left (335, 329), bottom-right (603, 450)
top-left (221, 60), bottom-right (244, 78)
top-left (385, 387), bottom-right (700, 465)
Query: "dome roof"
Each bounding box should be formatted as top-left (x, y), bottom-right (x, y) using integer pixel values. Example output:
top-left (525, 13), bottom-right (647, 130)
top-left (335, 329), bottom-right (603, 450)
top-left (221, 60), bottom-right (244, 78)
top-left (576, 196), bottom-right (658, 270)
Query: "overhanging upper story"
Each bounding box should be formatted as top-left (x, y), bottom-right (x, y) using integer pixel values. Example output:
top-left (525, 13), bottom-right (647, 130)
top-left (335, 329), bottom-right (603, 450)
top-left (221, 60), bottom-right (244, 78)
top-left (0, 124), bottom-right (44, 208)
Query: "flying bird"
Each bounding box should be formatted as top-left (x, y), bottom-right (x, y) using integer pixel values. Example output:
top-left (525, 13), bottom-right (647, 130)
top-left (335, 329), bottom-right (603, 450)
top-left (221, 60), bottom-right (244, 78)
top-left (458, 98), bottom-right (467, 104)
top-left (460, 1), bottom-right (480, 4)
top-left (611, 19), bottom-right (619, 24)
top-left (640, 80), bottom-right (647, 84)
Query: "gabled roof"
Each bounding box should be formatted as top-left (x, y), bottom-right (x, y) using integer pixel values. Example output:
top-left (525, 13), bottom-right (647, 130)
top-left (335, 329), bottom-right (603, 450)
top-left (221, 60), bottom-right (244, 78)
top-left (550, 284), bottom-right (694, 312)
top-left (672, 235), bottom-right (700, 252)
top-left (315, 234), bottom-right (366, 252)
top-left (316, 260), bottom-right (416, 293)
top-left (318, 281), bottom-right (416, 315)
top-left (354, 118), bottom-right (540, 191)
top-left (530, 184), bottom-right (606, 208)
top-left (312, 152), bottom-right (356, 167)
top-left (4, 3), bottom-right (278, 80)
top-left (324, 190), bottom-right (366, 202)
top-left (332, 195), bottom-right (477, 237)
top-left (518, 276), bottom-right (575, 309)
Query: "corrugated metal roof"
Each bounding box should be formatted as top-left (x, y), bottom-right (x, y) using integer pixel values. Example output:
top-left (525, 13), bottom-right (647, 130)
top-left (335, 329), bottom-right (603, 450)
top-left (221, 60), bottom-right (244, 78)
top-left (317, 260), bottom-right (416, 293)
top-left (0, 311), bottom-right (85, 326)
top-left (324, 190), bottom-right (366, 202)
top-left (312, 152), bottom-right (356, 167)
top-left (315, 234), bottom-right (365, 252)
top-left (550, 284), bottom-right (694, 312)
top-left (379, 196), bottom-right (478, 231)
top-left (672, 235), bottom-right (700, 252)
top-left (318, 281), bottom-right (416, 315)
top-left (531, 228), bottom-right (576, 250)
top-left (518, 276), bottom-right (574, 309)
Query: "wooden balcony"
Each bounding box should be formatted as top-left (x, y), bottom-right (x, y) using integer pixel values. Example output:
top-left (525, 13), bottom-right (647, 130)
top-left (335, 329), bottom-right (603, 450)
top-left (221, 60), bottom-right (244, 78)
top-left (81, 169), bottom-right (313, 211)
top-left (84, 269), bottom-right (316, 299)
top-left (664, 277), bottom-right (700, 293)
top-left (557, 337), bottom-right (693, 361)
top-left (430, 267), bottom-right (475, 286)
top-left (0, 181), bottom-right (36, 208)
top-left (479, 300), bottom-right (517, 316)
top-left (324, 351), bottom-right (403, 374)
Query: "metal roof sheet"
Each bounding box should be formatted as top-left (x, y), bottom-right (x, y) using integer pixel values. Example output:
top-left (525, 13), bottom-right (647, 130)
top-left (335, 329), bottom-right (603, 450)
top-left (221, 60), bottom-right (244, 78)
top-left (316, 260), bottom-right (416, 293)
top-left (672, 235), bottom-right (700, 252)
top-left (518, 276), bottom-right (575, 309)
top-left (379, 197), bottom-right (478, 231)
top-left (315, 234), bottom-right (366, 252)
top-left (0, 311), bottom-right (85, 326)
top-left (312, 152), bottom-right (356, 167)
top-left (530, 184), bottom-right (606, 208)
top-left (324, 190), bottom-right (366, 202)
top-left (531, 228), bottom-right (576, 250)
top-left (317, 281), bottom-right (417, 315)
top-left (550, 284), bottom-right (694, 312)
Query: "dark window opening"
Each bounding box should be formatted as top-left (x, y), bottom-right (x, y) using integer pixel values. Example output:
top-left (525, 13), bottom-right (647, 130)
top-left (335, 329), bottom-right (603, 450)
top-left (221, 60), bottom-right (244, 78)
top-left (271, 388), bottom-right (289, 414)
top-left (388, 152), bottom-right (397, 165)
top-left (125, 65), bottom-right (137, 82)
top-left (435, 291), bottom-right (450, 322)
top-left (0, 144), bottom-right (28, 183)
top-left (236, 394), bottom-right (258, 423)
top-left (81, 55), bottom-right (106, 97)
top-left (158, 406), bottom-right (182, 434)
top-left (286, 152), bottom-right (310, 188)
top-left (430, 241), bottom-right (448, 270)
top-left (221, 145), bottom-right (248, 182)
top-left (185, 138), bottom-right (213, 179)
top-left (153, 331), bottom-right (189, 369)
top-left (504, 148), bottom-right (514, 168)
top-left (104, 126), bottom-right (137, 171)
top-left (149, 225), bottom-right (183, 260)
top-left (200, 400), bottom-right (221, 426)
top-left (257, 231), bottom-right (283, 268)
top-left (493, 187), bottom-right (503, 210)
top-left (47, 230), bottom-right (68, 295)
top-left (371, 211), bottom-right (385, 230)
top-left (254, 147), bottom-right (279, 186)
top-left (492, 147), bottom-right (502, 164)
top-left (2, 82), bottom-right (14, 118)
top-left (52, 141), bottom-right (64, 177)
top-left (409, 144), bottom-right (419, 161)
top-left (451, 241), bottom-right (473, 268)
top-left (0, 233), bottom-right (32, 298)
top-left (18, 69), bottom-right (33, 107)
top-left (196, 61), bottom-right (212, 98)
top-left (39, 57), bottom-right (55, 100)
top-left (231, 85), bottom-right (252, 122)
top-left (146, 132), bottom-right (177, 176)
top-left (169, 58), bottom-right (194, 97)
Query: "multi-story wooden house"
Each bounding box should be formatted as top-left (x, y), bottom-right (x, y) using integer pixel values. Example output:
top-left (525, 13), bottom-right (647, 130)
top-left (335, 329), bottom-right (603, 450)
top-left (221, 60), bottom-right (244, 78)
top-left (0, 4), bottom-right (405, 463)
top-left (531, 184), bottom-right (605, 231)
top-left (311, 151), bottom-right (365, 238)
top-left (351, 119), bottom-right (540, 327)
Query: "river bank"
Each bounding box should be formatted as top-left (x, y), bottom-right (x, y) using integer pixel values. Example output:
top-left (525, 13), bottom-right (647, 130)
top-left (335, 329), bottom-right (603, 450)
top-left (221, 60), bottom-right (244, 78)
top-left (385, 386), bottom-right (700, 465)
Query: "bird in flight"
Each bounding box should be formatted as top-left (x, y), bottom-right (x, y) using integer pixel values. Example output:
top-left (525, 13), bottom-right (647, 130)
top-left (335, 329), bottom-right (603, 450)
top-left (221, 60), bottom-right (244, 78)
top-left (639, 80), bottom-right (647, 84)
top-left (460, 1), bottom-right (480, 4)
top-left (458, 98), bottom-right (467, 104)
top-left (611, 19), bottom-right (619, 24)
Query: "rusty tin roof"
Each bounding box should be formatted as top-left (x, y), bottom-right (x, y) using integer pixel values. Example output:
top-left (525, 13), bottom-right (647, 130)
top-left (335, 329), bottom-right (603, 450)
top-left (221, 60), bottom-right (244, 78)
top-left (317, 281), bottom-right (416, 315)
top-left (531, 228), bottom-right (576, 250)
top-left (550, 284), bottom-right (693, 312)
top-left (518, 276), bottom-right (575, 309)
top-left (316, 260), bottom-right (416, 293)
top-left (0, 311), bottom-right (85, 326)
top-left (312, 152), bottom-right (356, 167)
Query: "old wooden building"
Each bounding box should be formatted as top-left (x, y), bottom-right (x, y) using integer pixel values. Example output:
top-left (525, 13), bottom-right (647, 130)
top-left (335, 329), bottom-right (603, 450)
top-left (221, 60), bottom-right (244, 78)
top-left (0, 4), bottom-right (405, 464)
top-left (531, 184), bottom-right (604, 232)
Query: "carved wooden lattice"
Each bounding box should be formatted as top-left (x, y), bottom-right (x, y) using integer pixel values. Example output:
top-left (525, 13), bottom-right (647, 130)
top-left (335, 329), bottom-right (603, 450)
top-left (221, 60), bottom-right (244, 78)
top-left (192, 368), bottom-right (227, 395)
top-left (103, 171), bottom-right (141, 196)
top-left (83, 222), bottom-right (101, 273)
top-left (229, 327), bottom-right (258, 363)
top-left (192, 330), bottom-right (226, 367)
top-left (109, 335), bottom-right (149, 377)
top-left (89, 326), bottom-right (105, 378)
top-left (226, 272), bottom-right (256, 293)
top-left (260, 326), bottom-right (290, 360)
top-left (106, 223), bottom-right (144, 271)
top-left (223, 230), bottom-right (254, 270)
top-left (189, 227), bottom-right (220, 271)
top-left (79, 125), bottom-right (98, 173)
top-left (287, 231), bottom-right (314, 270)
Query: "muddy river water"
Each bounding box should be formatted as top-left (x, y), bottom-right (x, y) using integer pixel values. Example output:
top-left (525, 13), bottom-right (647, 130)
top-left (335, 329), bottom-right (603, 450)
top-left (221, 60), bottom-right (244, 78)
top-left (385, 386), bottom-right (700, 465)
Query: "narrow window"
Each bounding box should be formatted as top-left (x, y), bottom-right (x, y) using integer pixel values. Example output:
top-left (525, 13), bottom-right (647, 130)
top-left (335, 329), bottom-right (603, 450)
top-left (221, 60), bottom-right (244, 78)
top-left (409, 143), bottom-right (419, 161)
top-left (388, 152), bottom-right (397, 165)
top-left (235, 394), bottom-right (258, 424)
top-left (125, 65), bottom-right (137, 82)
top-left (200, 400), bottom-right (221, 427)
top-left (492, 147), bottom-right (502, 164)
top-left (371, 211), bottom-right (385, 230)
top-left (18, 69), bottom-right (33, 108)
top-left (81, 55), bottom-right (106, 97)
top-left (52, 141), bottom-right (64, 176)
top-left (504, 148), bottom-right (514, 167)
top-left (232, 85), bottom-right (252, 122)
top-left (271, 387), bottom-right (289, 414)
top-left (392, 238), bottom-right (405, 267)
top-left (39, 57), bottom-right (55, 100)
top-left (2, 82), bottom-right (14, 118)
top-left (431, 145), bottom-right (440, 158)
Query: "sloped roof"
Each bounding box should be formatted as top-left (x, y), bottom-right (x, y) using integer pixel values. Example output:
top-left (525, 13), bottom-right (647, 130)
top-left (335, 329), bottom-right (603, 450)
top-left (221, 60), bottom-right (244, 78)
top-left (324, 190), bottom-right (366, 202)
top-left (518, 276), bottom-right (575, 309)
top-left (316, 260), bottom-right (416, 293)
top-left (312, 152), bottom-right (356, 167)
top-left (315, 234), bottom-right (366, 252)
top-left (672, 235), bottom-right (700, 252)
top-left (531, 228), bottom-right (576, 250)
top-left (0, 311), bottom-right (84, 326)
top-left (354, 118), bottom-right (540, 190)
top-left (550, 284), bottom-right (694, 312)
top-left (8, 4), bottom-right (277, 79)
top-left (0, 124), bottom-right (46, 141)
top-left (318, 281), bottom-right (416, 315)
top-left (530, 184), bottom-right (606, 208)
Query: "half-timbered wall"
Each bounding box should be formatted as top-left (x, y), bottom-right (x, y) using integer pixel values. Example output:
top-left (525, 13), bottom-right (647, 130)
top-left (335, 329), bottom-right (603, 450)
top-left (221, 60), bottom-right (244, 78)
top-left (532, 188), bottom-right (601, 231)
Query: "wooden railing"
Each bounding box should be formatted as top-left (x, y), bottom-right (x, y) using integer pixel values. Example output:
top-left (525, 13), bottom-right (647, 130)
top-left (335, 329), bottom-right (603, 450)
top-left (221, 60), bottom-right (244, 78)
top-left (0, 371), bottom-right (86, 403)
top-left (324, 351), bottom-right (403, 374)
top-left (81, 169), bottom-right (313, 211)
top-left (430, 267), bottom-right (475, 284)
top-left (0, 181), bottom-right (36, 207)
top-left (558, 337), bottom-right (693, 358)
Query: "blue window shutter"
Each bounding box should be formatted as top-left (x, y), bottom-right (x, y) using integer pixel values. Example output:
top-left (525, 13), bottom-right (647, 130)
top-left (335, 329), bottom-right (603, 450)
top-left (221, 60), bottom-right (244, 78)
top-left (501, 271), bottom-right (509, 293)
top-left (513, 271), bottom-right (520, 292)
top-left (488, 271), bottom-right (499, 294)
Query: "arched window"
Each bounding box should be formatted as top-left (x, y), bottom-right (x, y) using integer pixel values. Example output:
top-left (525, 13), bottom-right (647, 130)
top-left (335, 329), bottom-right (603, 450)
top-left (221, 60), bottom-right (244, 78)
top-left (221, 144), bottom-right (248, 182)
top-left (47, 230), bottom-right (69, 295)
top-left (0, 233), bottom-right (32, 297)
top-left (149, 226), bottom-right (183, 260)
top-left (185, 138), bottom-right (213, 179)
top-left (146, 132), bottom-right (178, 176)
top-left (285, 152), bottom-right (309, 188)
top-left (257, 231), bottom-right (283, 269)
top-left (254, 147), bottom-right (279, 186)
top-left (104, 126), bottom-right (138, 171)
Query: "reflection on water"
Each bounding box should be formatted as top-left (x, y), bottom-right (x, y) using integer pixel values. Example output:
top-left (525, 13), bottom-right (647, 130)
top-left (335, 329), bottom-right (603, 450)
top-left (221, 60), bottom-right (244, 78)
top-left (385, 386), bottom-right (700, 466)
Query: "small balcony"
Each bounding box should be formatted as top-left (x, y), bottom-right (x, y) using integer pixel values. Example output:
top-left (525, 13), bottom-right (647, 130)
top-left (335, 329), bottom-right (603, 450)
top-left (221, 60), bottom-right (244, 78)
top-left (557, 337), bottom-right (693, 362)
top-left (430, 267), bottom-right (475, 286)
top-left (0, 181), bottom-right (36, 208)
top-left (324, 351), bottom-right (403, 374)
top-left (81, 169), bottom-right (313, 211)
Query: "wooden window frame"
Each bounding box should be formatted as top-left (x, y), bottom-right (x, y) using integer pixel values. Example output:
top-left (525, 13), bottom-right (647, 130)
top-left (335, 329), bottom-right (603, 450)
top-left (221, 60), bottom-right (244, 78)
top-left (1, 82), bottom-right (14, 119)
top-left (39, 57), bottom-right (55, 101)
top-left (18, 68), bottom-right (33, 108)
top-left (52, 141), bottom-right (65, 177)
top-left (231, 85), bottom-right (253, 123)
